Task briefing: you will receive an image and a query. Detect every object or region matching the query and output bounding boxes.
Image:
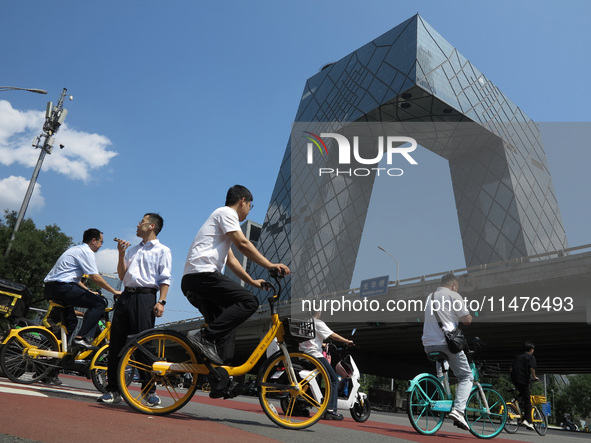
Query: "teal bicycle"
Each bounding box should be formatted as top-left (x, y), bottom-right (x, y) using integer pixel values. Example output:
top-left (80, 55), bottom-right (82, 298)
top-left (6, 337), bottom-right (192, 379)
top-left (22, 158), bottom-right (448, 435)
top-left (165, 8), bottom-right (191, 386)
top-left (407, 339), bottom-right (507, 439)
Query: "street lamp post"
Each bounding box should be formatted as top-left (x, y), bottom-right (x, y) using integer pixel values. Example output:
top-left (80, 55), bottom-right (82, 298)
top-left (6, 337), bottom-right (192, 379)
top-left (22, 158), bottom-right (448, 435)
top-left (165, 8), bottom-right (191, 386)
top-left (0, 86), bottom-right (48, 94)
top-left (4, 88), bottom-right (70, 258)
top-left (378, 245), bottom-right (399, 285)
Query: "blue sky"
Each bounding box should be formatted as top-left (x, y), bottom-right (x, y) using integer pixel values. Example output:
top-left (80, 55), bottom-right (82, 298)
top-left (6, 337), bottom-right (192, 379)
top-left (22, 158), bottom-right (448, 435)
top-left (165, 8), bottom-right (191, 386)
top-left (1, 1), bottom-right (590, 323)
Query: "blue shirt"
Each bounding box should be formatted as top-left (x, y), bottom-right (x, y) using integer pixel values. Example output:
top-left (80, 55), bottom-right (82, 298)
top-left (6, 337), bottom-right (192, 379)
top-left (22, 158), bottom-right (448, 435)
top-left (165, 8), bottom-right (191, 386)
top-left (44, 243), bottom-right (99, 283)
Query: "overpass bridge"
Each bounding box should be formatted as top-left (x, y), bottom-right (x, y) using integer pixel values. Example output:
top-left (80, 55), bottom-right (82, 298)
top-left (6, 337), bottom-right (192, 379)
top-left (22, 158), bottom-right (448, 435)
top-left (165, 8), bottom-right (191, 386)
top-left (162, 244), bottom-right (591, 380)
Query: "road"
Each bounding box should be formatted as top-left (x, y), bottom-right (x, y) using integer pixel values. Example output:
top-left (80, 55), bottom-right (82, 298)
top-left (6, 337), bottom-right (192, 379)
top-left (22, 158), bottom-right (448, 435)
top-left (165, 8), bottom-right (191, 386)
top-left (0, 375), bottom-right (588, 442)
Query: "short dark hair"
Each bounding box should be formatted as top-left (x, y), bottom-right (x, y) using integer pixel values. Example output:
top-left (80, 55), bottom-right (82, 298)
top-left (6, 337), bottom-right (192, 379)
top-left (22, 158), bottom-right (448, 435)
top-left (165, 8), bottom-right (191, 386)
top-left (524, 341), bottom-right (535, 352)
top-left (440, 273), bottom-right (458, 287)
top-left (83, 228), bottom-right (102, 244)
top-left (225, 185), bottom-right (253, 206)
top-left (144, 213), bottom-right (163, 235)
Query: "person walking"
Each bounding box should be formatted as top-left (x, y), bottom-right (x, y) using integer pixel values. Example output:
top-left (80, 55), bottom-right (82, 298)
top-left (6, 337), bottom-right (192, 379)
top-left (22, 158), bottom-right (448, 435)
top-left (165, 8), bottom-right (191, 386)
top-left (97, 213), bottom-right (172, 405)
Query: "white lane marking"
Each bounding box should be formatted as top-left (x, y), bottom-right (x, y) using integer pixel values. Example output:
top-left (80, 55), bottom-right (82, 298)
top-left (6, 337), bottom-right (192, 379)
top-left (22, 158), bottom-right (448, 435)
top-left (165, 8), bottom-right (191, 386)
top-left (0, 381), bottom-right (101, 399)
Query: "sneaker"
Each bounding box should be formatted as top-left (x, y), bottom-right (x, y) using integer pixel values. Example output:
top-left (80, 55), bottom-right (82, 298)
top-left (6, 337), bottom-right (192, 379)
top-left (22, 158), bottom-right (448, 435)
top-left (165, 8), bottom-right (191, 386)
top-left (97, 391), bottom-right (121, 404)
top-left (74, 337), bottom-right (99, 350)
top-left (146, 393), bottom-right (161, 406)
top-left (41, 376), bottom-right (62, 386)
top-left (186, 330), bottom-right (223, 365)
top-left (323, 410), bottom-right (344, 420)
top-left (522, 420), bottom-right (534, 431)
top-left (449, 409), bottom-right (469, 430)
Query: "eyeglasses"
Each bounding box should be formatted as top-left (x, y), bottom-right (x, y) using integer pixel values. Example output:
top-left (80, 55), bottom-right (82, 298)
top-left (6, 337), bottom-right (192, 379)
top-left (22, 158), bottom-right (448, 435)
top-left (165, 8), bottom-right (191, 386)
top-left (249, 202), bottom-right (255, 210)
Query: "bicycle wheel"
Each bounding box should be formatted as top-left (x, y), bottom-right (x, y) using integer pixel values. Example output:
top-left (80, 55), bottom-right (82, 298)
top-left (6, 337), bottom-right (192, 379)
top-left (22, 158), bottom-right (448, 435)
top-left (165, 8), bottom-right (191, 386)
top-left (503, 402), bottom-right (520, 434)
top-left (90, 346), bottom-right (133, 393)
top-left (117, 330), bottom-right (199, 415)
top-left (90, 346), bottom-right (109, 393)
top-left (0, 327), bottom-right (59, 384)
top-left (465, 386), bottom-right (507, 439)
top-left (258, 350), bottom-right (331, 430)
top-left (532, 406), bottom-right (548, 436)
top-left (407, 375), bottom-right (445, 435)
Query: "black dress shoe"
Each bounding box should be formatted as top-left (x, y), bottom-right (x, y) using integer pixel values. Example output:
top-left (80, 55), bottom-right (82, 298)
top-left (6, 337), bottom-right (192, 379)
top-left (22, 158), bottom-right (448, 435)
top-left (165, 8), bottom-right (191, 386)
top-left (186, 331), bottom-right (223, 365)
top-left (323, 410), bottom-right (344, 420)
top-left (42, 376), bottom-right (62, 386)
top-left (73, 337), bottom-right (99, 350)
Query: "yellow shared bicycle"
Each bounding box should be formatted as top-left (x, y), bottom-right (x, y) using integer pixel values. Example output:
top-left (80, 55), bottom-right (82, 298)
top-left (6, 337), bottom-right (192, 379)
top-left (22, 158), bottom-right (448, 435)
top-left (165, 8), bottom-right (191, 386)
top-left (115, 270), bottom-right (332, 430)
top-left (503, 388), bottom-right (548, 436)
top-left (0, 300), bottom-right (116, 393)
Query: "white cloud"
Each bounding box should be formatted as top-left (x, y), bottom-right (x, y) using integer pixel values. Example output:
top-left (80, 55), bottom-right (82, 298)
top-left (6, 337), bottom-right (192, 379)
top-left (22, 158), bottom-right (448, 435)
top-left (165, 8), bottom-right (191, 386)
top-left (0, 99), bottom-right (118, 182)
top-left (0, 176), bottom-right (44, 212)
top-left (95, 248), bottom-right (118, 274)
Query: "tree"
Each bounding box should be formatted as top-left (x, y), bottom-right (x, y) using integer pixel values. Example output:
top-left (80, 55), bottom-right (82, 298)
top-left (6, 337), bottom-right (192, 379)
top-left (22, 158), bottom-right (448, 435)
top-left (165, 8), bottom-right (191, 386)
top-left (556, 374), bottom-right (591, 422)
top-left (0, 210), bottom-right (73, 308)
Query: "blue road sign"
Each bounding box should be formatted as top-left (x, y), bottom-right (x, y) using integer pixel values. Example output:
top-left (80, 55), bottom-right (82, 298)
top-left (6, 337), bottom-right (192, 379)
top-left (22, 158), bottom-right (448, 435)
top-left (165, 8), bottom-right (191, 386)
top-left (360, 275), bottom-right (389, 298)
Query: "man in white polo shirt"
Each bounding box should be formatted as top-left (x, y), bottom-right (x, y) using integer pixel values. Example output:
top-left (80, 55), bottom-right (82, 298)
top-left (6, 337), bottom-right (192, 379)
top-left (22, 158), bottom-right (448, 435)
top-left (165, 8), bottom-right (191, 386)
top-left (181, 185), bottom-right (290, 373)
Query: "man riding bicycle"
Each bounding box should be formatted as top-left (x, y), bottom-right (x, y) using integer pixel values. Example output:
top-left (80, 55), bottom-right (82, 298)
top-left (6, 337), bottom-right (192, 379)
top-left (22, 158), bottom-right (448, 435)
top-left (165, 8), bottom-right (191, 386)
top-left (510, 341), bottom-right (538, 430)
top-left (181, 185), bottom-right (289, 395)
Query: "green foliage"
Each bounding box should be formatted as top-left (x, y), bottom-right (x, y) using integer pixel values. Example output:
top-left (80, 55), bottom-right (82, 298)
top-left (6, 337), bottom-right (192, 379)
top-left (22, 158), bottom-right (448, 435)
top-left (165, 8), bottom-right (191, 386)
top-left (556, 374), bottom-right (591, 421)
top-left (360, 374), bottom-right (408, 394)
top-left (0, 210), bottom-right (73, 308)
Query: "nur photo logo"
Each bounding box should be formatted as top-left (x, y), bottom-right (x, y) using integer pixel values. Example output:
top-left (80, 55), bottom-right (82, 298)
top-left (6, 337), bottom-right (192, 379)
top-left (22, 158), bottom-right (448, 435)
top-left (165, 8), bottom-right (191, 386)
top-left (303, 131), bottom-right (419, 177)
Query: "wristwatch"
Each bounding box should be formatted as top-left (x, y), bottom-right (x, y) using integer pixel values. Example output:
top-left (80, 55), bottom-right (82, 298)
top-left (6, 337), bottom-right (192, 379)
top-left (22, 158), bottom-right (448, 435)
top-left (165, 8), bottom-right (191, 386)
top-left (158, 300), bottom-right (166, 306)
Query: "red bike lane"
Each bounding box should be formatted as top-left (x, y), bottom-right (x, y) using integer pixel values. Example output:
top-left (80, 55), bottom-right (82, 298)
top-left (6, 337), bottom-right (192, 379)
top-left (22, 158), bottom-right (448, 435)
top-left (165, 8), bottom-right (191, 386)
top-left (0, 377), bottom-right (529, 443)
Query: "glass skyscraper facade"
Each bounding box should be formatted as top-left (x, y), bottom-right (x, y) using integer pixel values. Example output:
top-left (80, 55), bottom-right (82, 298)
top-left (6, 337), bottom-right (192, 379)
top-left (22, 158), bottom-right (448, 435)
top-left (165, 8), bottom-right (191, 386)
top-left (252, 14), bottom-right (567, 303)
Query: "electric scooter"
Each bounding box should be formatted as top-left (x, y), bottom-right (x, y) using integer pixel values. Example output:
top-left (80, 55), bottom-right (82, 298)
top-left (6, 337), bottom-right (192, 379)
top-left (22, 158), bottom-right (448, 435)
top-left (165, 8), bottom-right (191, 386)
top-left (333, 345), bottom-right (371, 422)
top-left (275, 335), bottom-right (371, 422)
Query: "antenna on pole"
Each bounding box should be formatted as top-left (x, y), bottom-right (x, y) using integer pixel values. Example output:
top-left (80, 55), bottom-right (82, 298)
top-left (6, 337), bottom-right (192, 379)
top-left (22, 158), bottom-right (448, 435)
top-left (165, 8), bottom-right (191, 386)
top-left (5, 88), bottom-right (71, 258)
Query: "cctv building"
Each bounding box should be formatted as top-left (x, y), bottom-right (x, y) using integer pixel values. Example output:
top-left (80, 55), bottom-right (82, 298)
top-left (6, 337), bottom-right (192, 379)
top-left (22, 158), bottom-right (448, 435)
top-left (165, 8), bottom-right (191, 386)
top-left (251, 14), bottom-right (567, 305)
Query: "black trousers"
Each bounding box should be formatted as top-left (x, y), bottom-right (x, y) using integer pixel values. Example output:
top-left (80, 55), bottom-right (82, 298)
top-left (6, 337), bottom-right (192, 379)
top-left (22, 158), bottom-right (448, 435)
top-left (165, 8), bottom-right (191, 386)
top-left (44, 281), bottom-right (107, 338)
top-left (515, 382), bottom-right (532, 421)
top-left (181, 271), bottom-right (258, 365)
top-left (106, 289), bottom-right (156, 392)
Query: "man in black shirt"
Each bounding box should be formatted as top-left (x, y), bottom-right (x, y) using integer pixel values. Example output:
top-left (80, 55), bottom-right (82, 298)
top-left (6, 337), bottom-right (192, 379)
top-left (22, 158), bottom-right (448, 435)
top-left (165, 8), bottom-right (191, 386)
top-left (510, 342), bottom-right (539, 430)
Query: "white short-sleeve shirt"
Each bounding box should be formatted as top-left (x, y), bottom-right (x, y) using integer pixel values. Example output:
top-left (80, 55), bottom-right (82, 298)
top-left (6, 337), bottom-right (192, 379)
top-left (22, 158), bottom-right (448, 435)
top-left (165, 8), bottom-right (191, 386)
top-left (422, 286), bottom-right (469, 347)
top-left (183, 206), bottom-right (241, 275)
top-left (122, 239), bottom-right (172, 289)
top-left (299, 318), bottom-right (334, 359)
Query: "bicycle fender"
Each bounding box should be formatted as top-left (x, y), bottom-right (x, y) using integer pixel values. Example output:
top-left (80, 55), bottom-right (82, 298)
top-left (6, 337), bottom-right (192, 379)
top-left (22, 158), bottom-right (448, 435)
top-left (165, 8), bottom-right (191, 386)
top-left (406, 373), bottom-right (441, 392)
top-left (118, 328), bottom-right (187, 356)
top-left (1, 325), bottom-right (59, 345)
top-left (89, 344), bottom-right (109, 370)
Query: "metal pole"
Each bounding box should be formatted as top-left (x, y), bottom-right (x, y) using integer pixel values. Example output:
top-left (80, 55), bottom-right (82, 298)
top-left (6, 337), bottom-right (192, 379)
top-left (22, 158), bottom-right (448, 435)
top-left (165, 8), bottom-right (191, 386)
top-left (0, 86), bottom-right (47, 94)
top-left (378, 245), bottom-right (400, 285)
top-left (5, 149), bottom-right (48, 257)
top-left (4, 88), bottom-right (69, 258)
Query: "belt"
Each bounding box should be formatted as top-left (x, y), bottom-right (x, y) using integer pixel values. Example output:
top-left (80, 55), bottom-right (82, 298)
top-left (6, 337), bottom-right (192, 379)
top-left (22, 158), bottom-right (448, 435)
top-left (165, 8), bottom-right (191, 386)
top-left (124, 287), bottom-right (158, 294)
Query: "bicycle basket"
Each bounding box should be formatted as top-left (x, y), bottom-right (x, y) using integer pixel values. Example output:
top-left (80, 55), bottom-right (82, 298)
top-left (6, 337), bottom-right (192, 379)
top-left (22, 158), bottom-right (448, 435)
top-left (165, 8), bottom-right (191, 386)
top-left (0, 278), bottom-right (32, 319)
top-left (479, 361), bottom-right (501, 379)
top-left (531, 395), bottom-right (546, 405)
top-left (282, 317), bottom-right (315, 343)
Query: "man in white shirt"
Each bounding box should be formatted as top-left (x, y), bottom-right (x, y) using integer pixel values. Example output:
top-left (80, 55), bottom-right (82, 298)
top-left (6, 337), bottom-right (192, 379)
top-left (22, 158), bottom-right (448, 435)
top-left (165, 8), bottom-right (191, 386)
top-left (44, 228), bottom-right (121, 349)
top-left (97, 213), bottom-right (172, 405)
top-left (422, 273), bottom-right (473, 430)
top-left (181, 185), bottom-right (290, 371)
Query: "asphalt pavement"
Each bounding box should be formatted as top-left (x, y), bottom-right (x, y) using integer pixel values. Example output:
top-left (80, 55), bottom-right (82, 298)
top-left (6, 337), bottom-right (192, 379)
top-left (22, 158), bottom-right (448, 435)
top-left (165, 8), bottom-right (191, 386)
top-left (0, 375), bottom-right (588, 442)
